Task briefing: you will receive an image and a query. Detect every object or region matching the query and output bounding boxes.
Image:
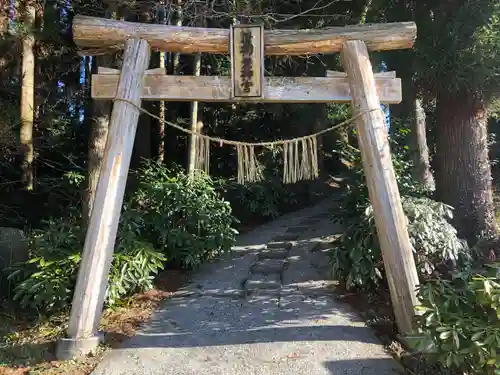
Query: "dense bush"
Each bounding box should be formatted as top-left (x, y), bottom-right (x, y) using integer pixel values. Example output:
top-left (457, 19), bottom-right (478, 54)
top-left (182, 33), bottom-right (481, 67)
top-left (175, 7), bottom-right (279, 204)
top-left (410, 265), bottom-right (500, 374)
top-left (8, 216), bottom-right (83, 312)
top-left (330, 196), bottom-right (469, 291)
top-left (107, 209), bottom-right (167, 306)
top-left (129, 162), bottom-right (238, 268)
top-left (8, 213), bottom-right (165, 313)
top-left (332, 126), bottom-right (430, 223)
top-left (7, 164), bottom-right (238, 313)
top-left (329, 125), bottom-right (466, 292)
top-left (215, 177), bottom-right (302, 224)
top-left (328, 123), bottom-right (500, 374)
top-left (213, 143), bottom-right (321, 226)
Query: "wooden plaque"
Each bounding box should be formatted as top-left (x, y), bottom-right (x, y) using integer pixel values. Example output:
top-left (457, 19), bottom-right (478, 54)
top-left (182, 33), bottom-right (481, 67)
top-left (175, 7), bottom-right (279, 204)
top-left (230, 24), bottom-right (264, 99)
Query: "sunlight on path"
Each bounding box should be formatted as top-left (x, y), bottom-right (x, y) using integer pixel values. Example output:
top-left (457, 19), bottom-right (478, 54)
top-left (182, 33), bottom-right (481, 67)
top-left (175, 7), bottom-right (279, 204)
top-left (92, 199), bottom-right (402, 375)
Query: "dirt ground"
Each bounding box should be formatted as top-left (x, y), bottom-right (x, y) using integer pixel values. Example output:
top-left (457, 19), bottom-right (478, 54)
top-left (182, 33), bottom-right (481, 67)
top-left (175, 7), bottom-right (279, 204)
top-left (0, 269), bottom-right (190, 375)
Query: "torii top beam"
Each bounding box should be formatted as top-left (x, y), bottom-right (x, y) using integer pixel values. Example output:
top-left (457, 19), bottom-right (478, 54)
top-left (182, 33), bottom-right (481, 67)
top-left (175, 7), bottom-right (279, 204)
top-left (72, 15), bottom-right (417, 56)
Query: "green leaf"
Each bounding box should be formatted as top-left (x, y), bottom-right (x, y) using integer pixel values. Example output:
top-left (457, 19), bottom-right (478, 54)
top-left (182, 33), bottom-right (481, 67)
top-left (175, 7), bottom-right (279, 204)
top-left (471, 331), bottom-right (484, 341)
top-left (439, 331), bottom-right (452, 340)
top-left (453, 330), bottom-right (460, 349)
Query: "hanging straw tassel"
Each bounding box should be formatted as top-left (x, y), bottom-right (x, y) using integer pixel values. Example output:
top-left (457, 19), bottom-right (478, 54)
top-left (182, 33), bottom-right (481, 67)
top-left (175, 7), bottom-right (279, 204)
top-left (283, 140), bottom-right (299, 184)
top-left (283, 136), bottom-right (319, 184)
top-left (193, 121), bottom-right (210, 175)
top-left (299, 136), bottom-right (319, 181)
top-left (236, 144), bottom-right (263, 184)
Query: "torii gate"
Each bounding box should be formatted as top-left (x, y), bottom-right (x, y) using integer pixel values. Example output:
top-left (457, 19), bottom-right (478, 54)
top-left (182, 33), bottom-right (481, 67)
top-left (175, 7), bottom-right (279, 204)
top-left (56, 15), bottom-right (420, 359)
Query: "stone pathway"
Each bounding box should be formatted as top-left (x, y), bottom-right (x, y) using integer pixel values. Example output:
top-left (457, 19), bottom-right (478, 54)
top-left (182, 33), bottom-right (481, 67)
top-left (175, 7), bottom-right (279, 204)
top-left (92, 199), bottom-right (404, 375)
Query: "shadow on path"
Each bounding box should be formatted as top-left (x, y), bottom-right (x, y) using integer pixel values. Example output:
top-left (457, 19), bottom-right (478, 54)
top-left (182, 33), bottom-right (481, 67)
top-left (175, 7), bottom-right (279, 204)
top-left (120, 294), bottom-right (380, 350)
top-left (91, 199), bottom-right (401, 375)
top-left (323, 359), bottom-right (405, 375)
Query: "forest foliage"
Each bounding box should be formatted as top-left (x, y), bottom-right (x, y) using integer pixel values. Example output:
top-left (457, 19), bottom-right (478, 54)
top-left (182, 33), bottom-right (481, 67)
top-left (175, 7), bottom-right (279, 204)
top-left (1, 0), bottom-right (500, 374)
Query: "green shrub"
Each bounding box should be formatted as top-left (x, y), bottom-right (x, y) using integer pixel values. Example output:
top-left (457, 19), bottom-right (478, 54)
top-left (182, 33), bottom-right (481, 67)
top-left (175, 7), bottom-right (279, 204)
top-left (333, 127), bottom-right (430, 224)
top-left (8, 217), bottom-right (83, 312)
top-left (8, 213), bottom-right (166, 313)
top-left (410, 265), bottom-right (500, 374)
top-left (107, 210), bottom-right (167, 306)
top-left (330, 196), bottom-right (469, 291)
top-left (129, 162), bottom-right (238, 269)
top-left (8, 165), bottom-right (238, 313)
top-left (329, 124), bottom-right (467, 292)
top-left (215, 177), bottom-right (300, 224)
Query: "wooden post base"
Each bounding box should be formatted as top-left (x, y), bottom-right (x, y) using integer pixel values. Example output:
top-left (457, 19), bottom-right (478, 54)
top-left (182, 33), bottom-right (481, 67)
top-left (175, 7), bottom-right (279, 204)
top-left (341, 40), bottom-right (420, 335)
top-left (56, 39), bottom-right (151, 360)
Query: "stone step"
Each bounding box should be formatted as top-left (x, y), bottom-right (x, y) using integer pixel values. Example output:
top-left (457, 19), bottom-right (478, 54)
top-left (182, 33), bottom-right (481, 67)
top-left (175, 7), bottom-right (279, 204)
top-left (314, 238), bottom-right (337, 251)
top-left (258, 248), bottom-right (289, 260)
top-left (266, 241), bottom-right (293, 249)
top-left (271, 233), bottom-right (299, 242)
top-left (301, 218), bottom-right (322, 225)
top-left (244, 273), bottom-right (281, 293)
top-left (251, 259), bottom-right (285, 274)
top-left (310, 211), bottom-right (331, 218)
top-left (285, 226), bottom-right (310, 233)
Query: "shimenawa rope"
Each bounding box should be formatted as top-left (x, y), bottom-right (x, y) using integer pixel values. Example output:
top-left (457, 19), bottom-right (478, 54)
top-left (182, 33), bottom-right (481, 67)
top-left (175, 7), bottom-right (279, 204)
top-left (112, 97), bottom-right (382, 184)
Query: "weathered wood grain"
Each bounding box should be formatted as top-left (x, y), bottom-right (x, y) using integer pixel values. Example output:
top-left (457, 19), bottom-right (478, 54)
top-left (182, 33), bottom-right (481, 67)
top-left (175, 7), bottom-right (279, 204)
top-left (73, 15), bottom-right (417, 56)
top-left (92, 74), bottom-right (402, 104)
top-left (230, 24), bottom-right (264, 98)
top-left (326, 70), bottom-right (396, 78)
top-left (98, 67), bottom-right (165, 75)
top-left (342, 41), bottom-right (419, 334)
top-left (66, 39), bottom-right (150, 345)
top-left (341, 40), bottom-right (419, 335)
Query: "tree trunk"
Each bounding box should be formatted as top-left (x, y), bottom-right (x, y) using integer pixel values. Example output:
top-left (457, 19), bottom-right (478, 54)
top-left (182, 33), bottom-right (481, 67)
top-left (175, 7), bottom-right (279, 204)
top-left (157, 4), bottom-right (168, 163)
top-left (172, 0), bottom-right (182, 74)
top-left (158, 50), bottom-right (166, 162)
top-left (83, 55), bottom-right (111, 224)
top-left (435, 92), bottom-right (497, 243)
top-left (359, 0), bottom-right (373, 24)
top-left (187, 52), bottom-right (201, 175)
top-left (20, 0), bottom-right (35, 191)
top-left (0, 1), bottom-right (11, 82)
top-left (131, 10), bottom-right (152, 169)
top-left (412, 97), bottom-right (434, 189)
top-left (0, 0), bottom-right (7, 35)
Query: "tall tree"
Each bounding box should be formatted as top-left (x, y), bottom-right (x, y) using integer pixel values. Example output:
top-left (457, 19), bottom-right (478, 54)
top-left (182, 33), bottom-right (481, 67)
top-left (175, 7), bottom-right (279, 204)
top-left (83, 3), bottom-right (120, 223)
top-left (187, 2), bottom-right (202, 176)
top-left (157, 1), bottom-right (169, 163)
top-left (411, 96), bottom-right (434, 189)
top-left (0, 0), bottom-right (12, 80)
top-left (84, 55), bottom-right (111, 223)
top-left (416, 0), bottom-right (500, 243)
top-left (20, 0), bottom-right (36, 191)
top-left (0, 0), bottom-right (7, 35)
top-left (383, 0), bottom-right (500, 243)
top-left (380, 1), bottom-right (435, 190)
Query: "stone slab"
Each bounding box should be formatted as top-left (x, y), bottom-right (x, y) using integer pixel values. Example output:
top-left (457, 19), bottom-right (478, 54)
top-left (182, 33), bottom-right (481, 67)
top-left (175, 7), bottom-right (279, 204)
top-left (251, 259), bottom-right (286, 274)
top-left (310, 212), bottom-right (331, 219)
top-left (186, 252), bottom-right (257, 294)
top-left (301, 218), bottom-right (322, 225)
top-left (285, 226), bottom-right (310, 233)
top-left (244, 273), bottom-right (281, 291)
top-left (272, 233), bottom-right (300, 242)
top-left (267, 241), bottom-right (293, 249)
top-left (258, 248), bottom-right (289, 260)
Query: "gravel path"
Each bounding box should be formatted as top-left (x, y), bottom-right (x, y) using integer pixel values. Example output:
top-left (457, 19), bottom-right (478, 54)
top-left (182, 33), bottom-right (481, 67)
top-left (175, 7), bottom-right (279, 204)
top-left (92, 199), bottom-right (404, 375)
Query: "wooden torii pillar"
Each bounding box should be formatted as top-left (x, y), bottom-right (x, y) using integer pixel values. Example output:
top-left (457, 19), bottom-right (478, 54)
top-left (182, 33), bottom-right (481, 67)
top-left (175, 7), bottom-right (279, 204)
top-left (57, 16), bottom-right (420, 359)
